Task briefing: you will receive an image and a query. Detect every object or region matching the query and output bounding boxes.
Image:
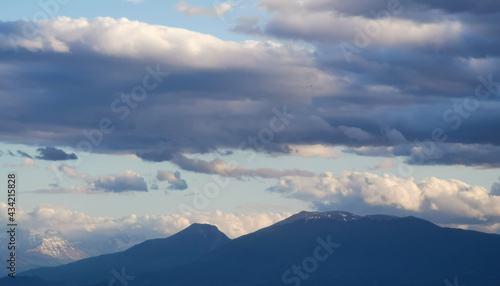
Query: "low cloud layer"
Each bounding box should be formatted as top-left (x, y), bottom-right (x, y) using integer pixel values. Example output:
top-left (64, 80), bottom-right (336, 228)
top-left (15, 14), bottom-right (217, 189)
top-left (0, 203), bottom-right (290, 241)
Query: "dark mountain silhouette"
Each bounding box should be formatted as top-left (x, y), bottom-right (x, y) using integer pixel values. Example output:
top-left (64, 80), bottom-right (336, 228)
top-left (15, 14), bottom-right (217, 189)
top-left (9, 211), bottom-right (500, 286)
top-left (137, 211), bottom-right (500, 286)
top-left (16, 223), bottom-right (229, 285)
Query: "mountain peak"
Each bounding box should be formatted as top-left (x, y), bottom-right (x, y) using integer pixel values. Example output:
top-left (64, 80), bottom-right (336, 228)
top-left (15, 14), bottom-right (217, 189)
top-left (24, 230), bottom-right (86, 262)
top-left (272, 210), bottom-right (361, 228)
top-left (270, 210), bottom-right (404, 229)
top-left (179, 223), bottom-right (225, 237)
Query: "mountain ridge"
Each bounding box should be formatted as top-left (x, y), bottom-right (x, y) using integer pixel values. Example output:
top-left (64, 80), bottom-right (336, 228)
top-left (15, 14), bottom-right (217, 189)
top-left (8, 210), bottom-right (500, 286)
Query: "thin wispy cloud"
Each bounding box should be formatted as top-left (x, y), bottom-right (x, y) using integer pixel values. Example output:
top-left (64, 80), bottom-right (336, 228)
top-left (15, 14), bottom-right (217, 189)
top-left (176, 0), bottom-right (232, 16)
top-left (172, 154), bottom-right (315, 178)
top-left (36, 166), bottom-right (148, 194)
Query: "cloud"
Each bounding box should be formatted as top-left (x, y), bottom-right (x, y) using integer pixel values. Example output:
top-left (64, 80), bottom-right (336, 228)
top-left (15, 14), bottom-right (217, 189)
top-left (1, 157), bottom-right (36, 168)
top-left (0, 17), bottom-right (335, 161)
top-left (369, 158), bottom-right (395, 171)
top-left (93, 170), bottom-right (148, 193)
top-left (36, 147), bottom-right (77, 161)
top-left (17, 150), bottom-right (32, 158)
top-left (22, 158), bottom-right (35, 167)
top-left (172, 154), bottom-right (315, 178)
top-left (237, 202), bottom-right (291, 211)
top-left (407, 143), bottom-right (500, 168)
top-left (279, 144), bottom-right (343, 158)
top-left (35, 167), bottom-right (148, 193)
top-left (491, 179), bottom-right (500, 196)
top-left (267, 171), bottom-right (500, 229)
top-left (0, 203), bottom-right (290, 241)
top-left (302, 0), bottom-right (500, 16)
top-left (156, 170), bottom-right (188, 190)
top-left (255, 0), bottom-right (463, 48)
top-left (232, 16), bottom-right (263, 35)
top-left (176, 1), bottom-right (232, 17)
top-left (0, 16), bottom-right (500, 167)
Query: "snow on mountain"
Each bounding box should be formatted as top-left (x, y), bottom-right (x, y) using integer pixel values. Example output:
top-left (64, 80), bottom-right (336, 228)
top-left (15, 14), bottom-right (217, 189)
top-left (0, 229), bottom-right (147, 273)
top-left (25, 231), bottom-right (87, 261)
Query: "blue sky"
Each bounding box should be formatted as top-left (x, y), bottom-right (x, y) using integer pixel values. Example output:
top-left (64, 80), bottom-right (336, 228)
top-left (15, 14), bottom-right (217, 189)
top-left (1, 0), bottom-right (500, 241)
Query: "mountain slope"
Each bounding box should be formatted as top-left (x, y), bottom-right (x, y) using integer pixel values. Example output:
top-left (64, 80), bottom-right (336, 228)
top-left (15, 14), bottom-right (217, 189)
top-left (25, 231), bottom-right (86, 261)
top-left (19, 223), bottom-right (230, 285)
top-left (136, 212), bottom-right (500, 286)
top-left (0, 229), bottom-right (147, 274)
top-left (11, 211), bottom-right (500, 286)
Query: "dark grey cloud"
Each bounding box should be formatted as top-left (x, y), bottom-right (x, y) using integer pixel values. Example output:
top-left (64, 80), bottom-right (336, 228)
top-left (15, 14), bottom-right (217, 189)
top-left (0, 14), bottom-right (499, 168)
top-left (492, 179), bottom-right (500, 196)
top-left (407, 144), bottom-right (500, 168)
top-left (16, 150), bottom-right (32, 158)
top-left (36, 147), bottom-right (77, 161)
top-left (290, 0), bottom-right (500, 17)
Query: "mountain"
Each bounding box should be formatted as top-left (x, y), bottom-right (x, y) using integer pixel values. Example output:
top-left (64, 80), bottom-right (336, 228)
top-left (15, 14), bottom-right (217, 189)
top-left (76, 233), bottom-right (147, 257)
top-left (270, 210), bottom-right (363, 227)
top-left (25, 230), bottom-right (86, 261)
top-left (10, 211), bottom-right (500, 286)
top-left (0, 229), bottom-right (146, 274)
top-left (0, 229), bottom-right (86, 273)
top-left (129, 211), bottom-right (500, 286)
top-left (18, 223), bottom-right (230, 285)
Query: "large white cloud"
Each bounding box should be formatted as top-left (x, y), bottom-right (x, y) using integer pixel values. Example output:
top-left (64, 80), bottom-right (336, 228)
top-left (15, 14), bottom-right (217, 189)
top-left (0, 16), bottom-right (327, 74)
top-left (268, 171), bottom-right (500, 232)
top-left (0, 203), bottom-right (290, 240)
top-left (277, 144), bottom-right (343, 158)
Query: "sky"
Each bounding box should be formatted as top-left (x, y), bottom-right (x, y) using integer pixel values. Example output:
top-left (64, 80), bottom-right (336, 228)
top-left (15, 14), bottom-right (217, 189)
top-left (0, 0), bottom-right (500, 243)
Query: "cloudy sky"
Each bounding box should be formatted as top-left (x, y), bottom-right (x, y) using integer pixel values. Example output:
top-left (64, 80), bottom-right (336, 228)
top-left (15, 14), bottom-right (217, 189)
top-left (1, 0), bottom-right (500, 243)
